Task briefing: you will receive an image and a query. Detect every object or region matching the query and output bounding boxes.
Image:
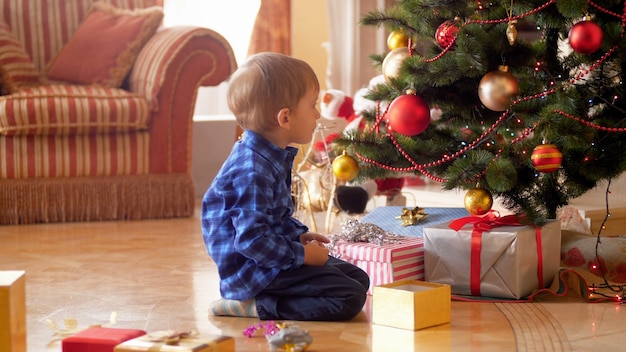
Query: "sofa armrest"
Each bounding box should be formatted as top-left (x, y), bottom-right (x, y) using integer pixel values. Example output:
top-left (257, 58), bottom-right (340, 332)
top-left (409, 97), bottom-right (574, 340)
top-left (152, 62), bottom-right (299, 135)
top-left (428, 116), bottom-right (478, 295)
top-left (129, 26), bottom-right (237, 175)
top-left (129, 26), bottom-right (237, 109)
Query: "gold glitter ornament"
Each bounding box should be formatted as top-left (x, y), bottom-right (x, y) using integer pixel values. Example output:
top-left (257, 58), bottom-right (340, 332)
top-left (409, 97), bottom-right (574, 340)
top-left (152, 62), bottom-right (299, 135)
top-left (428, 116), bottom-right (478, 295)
top-left (464, 187), bottom-right (493, 216)
top-left (506, 20), bottom-right (518, 45)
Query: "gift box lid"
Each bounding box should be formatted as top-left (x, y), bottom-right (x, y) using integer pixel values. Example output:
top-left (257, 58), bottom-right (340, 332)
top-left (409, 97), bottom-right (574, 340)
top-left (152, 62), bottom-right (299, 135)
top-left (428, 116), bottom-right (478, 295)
top-left (62, 327), bottom-right (147, 352)
top-left (361, 207), bottom-right (469, 237)
top-left (334, 237), bottom-right (424, 263)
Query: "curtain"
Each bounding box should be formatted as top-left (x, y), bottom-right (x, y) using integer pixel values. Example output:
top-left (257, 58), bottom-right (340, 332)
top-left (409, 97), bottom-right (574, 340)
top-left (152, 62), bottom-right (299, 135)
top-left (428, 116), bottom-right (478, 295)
top-left (247, 0), bottom-right (291, 55)
top-left (325, 0), bottom-right (393, 97)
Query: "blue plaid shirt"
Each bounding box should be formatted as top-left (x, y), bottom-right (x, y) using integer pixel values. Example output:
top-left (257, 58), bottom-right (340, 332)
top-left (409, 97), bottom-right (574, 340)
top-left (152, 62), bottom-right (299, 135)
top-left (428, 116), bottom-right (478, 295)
top-left (201, 130), bottom-right (309, 300)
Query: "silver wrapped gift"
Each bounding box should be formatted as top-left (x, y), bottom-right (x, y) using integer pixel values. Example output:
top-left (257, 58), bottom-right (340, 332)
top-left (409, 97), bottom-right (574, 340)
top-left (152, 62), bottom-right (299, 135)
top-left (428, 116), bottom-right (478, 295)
top-left (424, 217), bottom-right (561, 299)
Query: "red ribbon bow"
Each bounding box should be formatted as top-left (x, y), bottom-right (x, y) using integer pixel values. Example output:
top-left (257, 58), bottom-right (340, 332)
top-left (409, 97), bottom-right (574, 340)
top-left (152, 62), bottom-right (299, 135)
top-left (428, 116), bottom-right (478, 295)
top-left (448, 211), bottom-right (544, 296)
top-left (449, 211), bottom-right (522, 232)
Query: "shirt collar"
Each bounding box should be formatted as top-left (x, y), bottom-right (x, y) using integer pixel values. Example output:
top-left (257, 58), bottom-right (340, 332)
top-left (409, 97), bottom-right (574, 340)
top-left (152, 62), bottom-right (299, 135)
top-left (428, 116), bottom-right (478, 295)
top-left (242, 130), bottom-right (299, 165)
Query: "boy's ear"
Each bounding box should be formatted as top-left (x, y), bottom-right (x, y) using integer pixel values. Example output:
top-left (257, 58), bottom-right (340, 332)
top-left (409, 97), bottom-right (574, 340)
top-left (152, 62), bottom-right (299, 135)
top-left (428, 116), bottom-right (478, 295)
top-left (277, 108), bottom-right (291, 129)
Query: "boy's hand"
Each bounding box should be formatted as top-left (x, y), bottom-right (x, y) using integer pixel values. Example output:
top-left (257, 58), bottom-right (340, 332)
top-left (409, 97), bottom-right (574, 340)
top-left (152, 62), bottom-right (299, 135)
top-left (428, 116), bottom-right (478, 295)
top-left (300, 231), bottom-right (330, 245)
top-left (302, 240), bottom-right (329, 266)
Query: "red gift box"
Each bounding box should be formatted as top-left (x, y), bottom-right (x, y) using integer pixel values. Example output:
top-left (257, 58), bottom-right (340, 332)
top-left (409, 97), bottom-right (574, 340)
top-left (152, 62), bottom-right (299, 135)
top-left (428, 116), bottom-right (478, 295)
top-left (334, 237), bottom-right (424, 294)
top-left (62, 327), bottom-right (147, 352)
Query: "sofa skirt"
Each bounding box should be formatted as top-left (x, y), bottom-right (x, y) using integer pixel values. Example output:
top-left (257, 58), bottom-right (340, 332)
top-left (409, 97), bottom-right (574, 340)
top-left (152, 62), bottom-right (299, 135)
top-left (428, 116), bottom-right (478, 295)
top-left (0, 173), bottom-right (195, 224)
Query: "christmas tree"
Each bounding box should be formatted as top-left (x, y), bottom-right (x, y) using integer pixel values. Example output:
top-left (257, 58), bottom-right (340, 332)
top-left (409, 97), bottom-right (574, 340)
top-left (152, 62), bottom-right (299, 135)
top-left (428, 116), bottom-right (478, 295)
top-left (332, 0), bottom-right (626, 225)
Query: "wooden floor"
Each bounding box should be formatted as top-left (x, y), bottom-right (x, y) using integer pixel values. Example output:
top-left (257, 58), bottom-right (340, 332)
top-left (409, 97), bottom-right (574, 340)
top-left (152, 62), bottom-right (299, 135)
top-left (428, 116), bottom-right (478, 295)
top-left (1, 206), bottom-right (625, 352)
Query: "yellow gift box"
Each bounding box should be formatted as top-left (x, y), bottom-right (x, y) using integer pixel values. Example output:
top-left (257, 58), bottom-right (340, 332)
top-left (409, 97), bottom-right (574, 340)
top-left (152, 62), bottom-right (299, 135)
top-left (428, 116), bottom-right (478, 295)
top-left (114, 332), bottom-right (234, 352)
top-left (0, 271), bottom-right (26, 352)
top-left (372, 279), bottom-right (451, 330)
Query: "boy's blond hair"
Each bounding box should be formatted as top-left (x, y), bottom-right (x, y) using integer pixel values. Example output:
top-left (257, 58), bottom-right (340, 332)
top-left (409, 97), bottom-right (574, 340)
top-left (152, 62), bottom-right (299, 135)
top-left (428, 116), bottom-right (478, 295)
top-left (227, 52), bottom-right (320, 132)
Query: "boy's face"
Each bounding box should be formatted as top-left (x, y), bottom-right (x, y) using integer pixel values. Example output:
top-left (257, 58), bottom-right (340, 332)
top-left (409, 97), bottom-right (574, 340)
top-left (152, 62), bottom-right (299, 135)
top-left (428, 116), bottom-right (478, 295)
top-left (288, 86), bottom-right (321, 145)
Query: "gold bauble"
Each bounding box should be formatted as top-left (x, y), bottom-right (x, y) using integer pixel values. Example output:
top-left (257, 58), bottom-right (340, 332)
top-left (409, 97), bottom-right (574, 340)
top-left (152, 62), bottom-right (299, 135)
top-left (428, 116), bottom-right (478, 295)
top-left (387, 30), bottom-right (409, 50)
top-left (382, 47), bottom-right (410, 82)
top-left (477, 65), bottom-right (520, 111)
top-left (332, 152), bottom-right (359, 182)
top-left (464, 187), bottom-right (493, 216)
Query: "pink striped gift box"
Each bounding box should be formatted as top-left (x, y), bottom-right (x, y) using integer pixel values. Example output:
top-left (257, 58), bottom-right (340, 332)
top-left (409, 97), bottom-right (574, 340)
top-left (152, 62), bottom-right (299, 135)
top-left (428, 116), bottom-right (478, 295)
top-left (334, 237), bottom-right (424, 294)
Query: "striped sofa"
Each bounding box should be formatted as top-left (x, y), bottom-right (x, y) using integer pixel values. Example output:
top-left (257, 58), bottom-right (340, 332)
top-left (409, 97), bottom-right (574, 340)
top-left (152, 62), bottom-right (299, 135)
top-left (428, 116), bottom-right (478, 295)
top-left (0, 0), bottom-right (237, 224)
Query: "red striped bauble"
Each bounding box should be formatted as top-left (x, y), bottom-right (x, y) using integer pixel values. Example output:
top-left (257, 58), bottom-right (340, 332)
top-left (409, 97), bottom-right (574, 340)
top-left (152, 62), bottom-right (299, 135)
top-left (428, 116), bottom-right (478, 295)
top-left (531, 144), bottom-right (563, 173)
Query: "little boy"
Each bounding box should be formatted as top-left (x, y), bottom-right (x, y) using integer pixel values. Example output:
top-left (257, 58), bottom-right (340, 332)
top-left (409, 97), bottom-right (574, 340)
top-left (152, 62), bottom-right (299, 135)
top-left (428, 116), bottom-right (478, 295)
top-left (201, 52), bottom-right (369, 321)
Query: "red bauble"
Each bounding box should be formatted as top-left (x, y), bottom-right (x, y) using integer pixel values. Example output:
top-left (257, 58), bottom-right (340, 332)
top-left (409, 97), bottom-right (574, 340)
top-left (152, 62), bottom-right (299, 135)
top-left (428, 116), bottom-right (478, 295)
top-left (568, 20), bottom-right (603, 54)
top-left (387, 93), bottom-right (431, 136)
top-left (435, 20), bottom-right (459, 48)
top-left (531, 144), bottom-right (563, 173)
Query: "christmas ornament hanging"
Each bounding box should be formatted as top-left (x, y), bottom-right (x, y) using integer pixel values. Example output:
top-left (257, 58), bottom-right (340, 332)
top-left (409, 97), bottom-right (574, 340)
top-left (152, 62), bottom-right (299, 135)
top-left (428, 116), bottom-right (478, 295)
top-left (568, 19), bottom-right (603, 55)
top-left (506, 20), bottom-right (518, 45)
top-left (382, 46), bottom-right (410, 82)
top-left (435, 19), bottom-right (459, 48)
top-left (478, 65), bottom-right (520, 111)
top-left (387, 30), bottom-right (409, 50)
top-left (332, 151), bottom-right (360, 182)
top-left (296, 167), bottom-right (332, 212)
top-left (387, 89), bottom-right (431, 136)
top-left (531, 144), bottom-right (563, 173)
top-left (464, 187), bottom-right (493, 216)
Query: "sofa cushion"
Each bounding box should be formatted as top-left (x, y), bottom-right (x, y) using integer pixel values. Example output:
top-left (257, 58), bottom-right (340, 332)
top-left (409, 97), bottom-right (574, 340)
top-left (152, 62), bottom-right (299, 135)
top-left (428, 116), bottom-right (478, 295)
top-left (0, 84), bottom-right (151, 136)
top-left (0, 20), bottom-right (41, 94)
top-left (45, 2), bottom-right (163, 88)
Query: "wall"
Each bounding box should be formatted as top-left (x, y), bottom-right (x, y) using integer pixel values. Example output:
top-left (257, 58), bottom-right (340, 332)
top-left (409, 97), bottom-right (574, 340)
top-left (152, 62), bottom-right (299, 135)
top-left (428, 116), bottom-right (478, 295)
top-left (290, 1), bottom-right (339, 167)
top-left (191, 116), bottom-right (238, 198)
top-left (291, 0), bottom-right (329, 92)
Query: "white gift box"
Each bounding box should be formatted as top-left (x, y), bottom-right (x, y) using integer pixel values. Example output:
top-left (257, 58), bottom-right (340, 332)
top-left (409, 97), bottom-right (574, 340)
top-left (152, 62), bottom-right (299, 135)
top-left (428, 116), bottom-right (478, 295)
top-left (424, 217), bottom-right (561, 299)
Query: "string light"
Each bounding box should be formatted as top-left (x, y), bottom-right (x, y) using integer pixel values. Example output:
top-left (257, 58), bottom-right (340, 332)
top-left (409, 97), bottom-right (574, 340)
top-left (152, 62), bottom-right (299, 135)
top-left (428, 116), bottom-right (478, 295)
top-left (585, 179), bottom-right (626, 302)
